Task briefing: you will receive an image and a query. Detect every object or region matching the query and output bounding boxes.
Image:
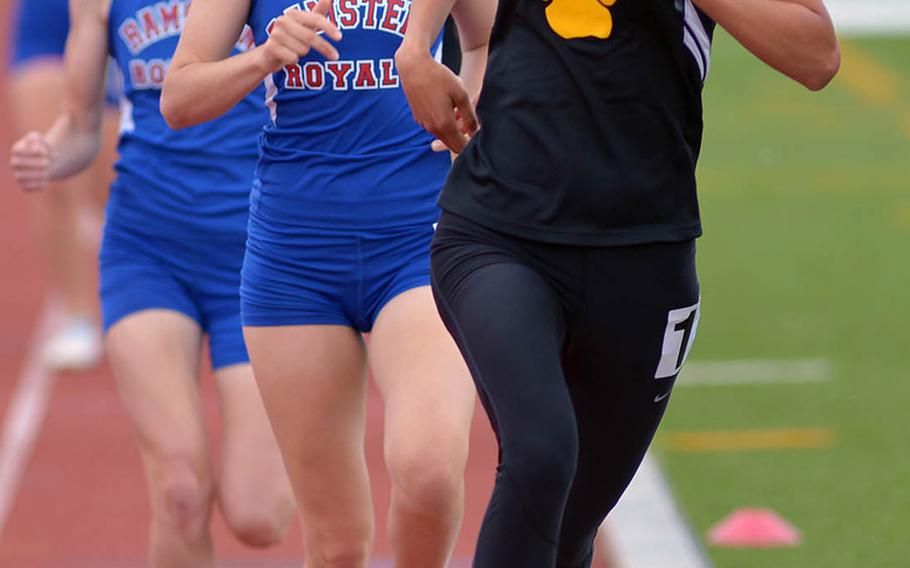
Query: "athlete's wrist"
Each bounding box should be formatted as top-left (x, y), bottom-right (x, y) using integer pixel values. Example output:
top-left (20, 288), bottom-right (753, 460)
top-left (395, 41), bottom-right (436, 76)
top-left (252, 44), bottom-right (285, 78)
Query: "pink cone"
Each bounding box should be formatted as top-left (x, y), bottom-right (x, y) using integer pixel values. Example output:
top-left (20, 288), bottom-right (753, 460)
top-left (707, 508), bottom-right (802, 548)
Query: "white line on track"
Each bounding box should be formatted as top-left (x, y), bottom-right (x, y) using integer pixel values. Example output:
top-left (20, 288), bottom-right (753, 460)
top-left (677, 358), bottom-right (832, 387)
top-left (602, 453), bottom-right (710, 568)
top-left (0, 303), bottom-right (59, 538)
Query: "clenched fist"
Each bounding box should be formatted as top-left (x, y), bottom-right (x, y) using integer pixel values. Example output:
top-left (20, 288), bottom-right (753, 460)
top-left (10, 132), bottom-right (52, 192)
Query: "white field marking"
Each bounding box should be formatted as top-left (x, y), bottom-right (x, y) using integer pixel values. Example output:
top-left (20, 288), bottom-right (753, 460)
top-left (0, 303), bottom-right (60, 537)
top-left (601, 452), bottom-right (711, 568)
top-left (826, 1), bottom-right (910, 35)
top-left (677, 358), bottom-right (833, 387)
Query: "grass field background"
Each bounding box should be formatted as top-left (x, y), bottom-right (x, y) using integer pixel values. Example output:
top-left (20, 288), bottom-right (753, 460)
top-left (659, 31), bottom-right (910, 568)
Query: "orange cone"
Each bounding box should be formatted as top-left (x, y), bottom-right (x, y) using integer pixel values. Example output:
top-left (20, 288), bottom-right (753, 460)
top-left (707, 508), bottom-right (802, 548)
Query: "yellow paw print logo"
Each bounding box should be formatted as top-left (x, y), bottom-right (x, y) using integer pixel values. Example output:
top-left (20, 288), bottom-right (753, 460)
top-left (545, 0), bottom-right (617, 40)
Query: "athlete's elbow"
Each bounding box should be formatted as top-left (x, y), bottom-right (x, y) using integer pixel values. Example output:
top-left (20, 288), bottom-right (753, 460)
top-left (160, 73), bottom-right (194, 129)
top-left (801, 42), bottom-right (841, 91)
top-left (160, 90), bottom-right (191, 130)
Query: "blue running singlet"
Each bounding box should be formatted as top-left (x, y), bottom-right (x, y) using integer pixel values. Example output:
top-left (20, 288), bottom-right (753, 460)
top-left (246, 0), bottom-right (450, 231)
top-left (107, 0), bottom-right (267, 238)
top-left (240, 0), bottom-right (449, 329)
top-left (100, 0), bottom-right (267, 366)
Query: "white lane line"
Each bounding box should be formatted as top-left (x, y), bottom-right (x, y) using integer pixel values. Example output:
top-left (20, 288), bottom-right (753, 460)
top-left (678, 358), bottom-right (832, 387)
top-left (826, 1), bottom-right (910, 35)
top-left (0, 304), bottom-right (59, 537)
top-left (602, 453), bottom-right (710, 568)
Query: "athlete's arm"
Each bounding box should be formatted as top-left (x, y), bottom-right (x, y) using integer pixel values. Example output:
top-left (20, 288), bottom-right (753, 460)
top-left (693, 0), bottom-right (840, 90)
top-left (9, 0), bottom-right (110, 191)
top-left (396, 0), bottom-right (495, 153)
top-left (451, 0), bottom-right (496, 105)
top-left (161, 0), bottom-right (341, 129)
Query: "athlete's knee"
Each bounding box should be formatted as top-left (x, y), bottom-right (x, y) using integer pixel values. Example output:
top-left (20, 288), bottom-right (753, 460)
top-left (387, 442), bottom-right (466, 513)
top-left (226, 509), bottom-right (289, 548)
top-left (306, 530), bottom-right (372, 568)
top-left (151, 461), bottom-right (213, 536)
top-left (392, 459), bottom-right (464, 513)
top-left (509, 419), bottom-right (579, 498)
top-left (221, 472), bottom-right (295, 547)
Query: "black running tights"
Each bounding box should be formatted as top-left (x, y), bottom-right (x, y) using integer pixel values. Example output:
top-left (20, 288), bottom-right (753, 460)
top-left (431, 212), bottom-right (701, 568)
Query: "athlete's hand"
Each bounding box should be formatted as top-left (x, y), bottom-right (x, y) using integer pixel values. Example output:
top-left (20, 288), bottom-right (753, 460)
top-left (9, 132), bottom-right (52, 192)
top-left (396, 46), bottom-right (479, 154)
top-left (257, 0), bottom-right (343, 73)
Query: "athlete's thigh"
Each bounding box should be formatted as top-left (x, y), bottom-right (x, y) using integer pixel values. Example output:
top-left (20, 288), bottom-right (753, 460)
top-left (214, 363), bottom-right (295, 529)
top-left (556, 240), bottom-right (700, 565)
top-left (243, 325), bottom-right (368, 454)
top-left (369, 286), bottom-right (475, 473)
top-left (106, 310), bottom-right (207, 463)
top-left (242, 324), bottom-right (373, 534)
top-left (431, 240), bottom-right (572, 455)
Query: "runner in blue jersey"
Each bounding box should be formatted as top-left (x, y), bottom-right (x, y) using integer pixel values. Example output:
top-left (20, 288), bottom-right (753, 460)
top-left (161, 0), bottom-right (494, 564)
top-left (7, 0), bottom-right (121, 371)
top-left (9, 0), bottom-right (295, 564)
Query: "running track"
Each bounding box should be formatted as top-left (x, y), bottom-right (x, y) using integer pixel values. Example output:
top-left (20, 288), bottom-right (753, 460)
top-left (0, 2), bottom-right (614, 564)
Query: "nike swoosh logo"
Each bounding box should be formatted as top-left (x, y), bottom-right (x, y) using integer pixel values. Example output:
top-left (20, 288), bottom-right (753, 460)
top-left (654, 391), bottom-right (672, 403)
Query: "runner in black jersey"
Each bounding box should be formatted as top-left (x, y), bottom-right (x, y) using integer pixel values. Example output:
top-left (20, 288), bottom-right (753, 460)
top-left (397, 0), bottom-right (839, 566)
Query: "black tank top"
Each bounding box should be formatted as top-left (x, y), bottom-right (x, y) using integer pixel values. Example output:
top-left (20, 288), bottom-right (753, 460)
top-left (439, 0), bottom-right (715, 245)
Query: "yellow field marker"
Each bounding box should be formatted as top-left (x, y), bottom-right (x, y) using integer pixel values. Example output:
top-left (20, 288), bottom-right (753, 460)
top-left (896, 202), bottom-right (910, 227)
top-left (836, 41), bottom-right (902, 109)
top-left (664, 428), bottom-right (837, 453)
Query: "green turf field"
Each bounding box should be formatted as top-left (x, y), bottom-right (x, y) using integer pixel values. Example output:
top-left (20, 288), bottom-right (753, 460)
top-left (659, 31), bottom-right (910, 568)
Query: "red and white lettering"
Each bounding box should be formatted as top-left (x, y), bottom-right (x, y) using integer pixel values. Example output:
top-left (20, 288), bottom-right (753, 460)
top-left (361, 0), bottom-right (383, 29)
top-left (148, 59), bottom-right (168, 85)
top-left (379, 59), bottom-right (398, 88)
top-left (353, 60), bottom-right (378, 90)
top-left (398, 4), bottom-right (410, 34)
top-left (158, 1), bottom-right (182, 33)
top-left (337, 0), bottom-right (359, 28)
top-left (380, 0), bottom-right (405, 34)
top-left (138, 8), bottom-right (162, 41)
top-left (303, 62), bottom-right (325, 89)
top-left (119, 20), bottom-right (145, 54)
top-left (128, 58), bottom-right (170, 89)
top-left (325, 61), bottom-right (355, 89)
top-left (285, 64), bottom-right (305, 89)
top-left (130, 59), bottom-right (149, 88)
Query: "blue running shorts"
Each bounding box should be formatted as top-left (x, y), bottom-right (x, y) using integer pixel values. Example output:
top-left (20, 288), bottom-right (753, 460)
top-left (99, 225), bottom-right (249, 369)
top-left (241, 215), bottom-right (435, 331)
